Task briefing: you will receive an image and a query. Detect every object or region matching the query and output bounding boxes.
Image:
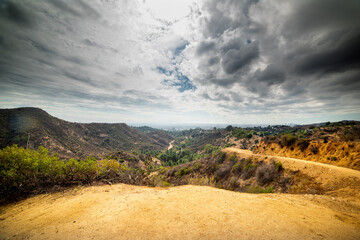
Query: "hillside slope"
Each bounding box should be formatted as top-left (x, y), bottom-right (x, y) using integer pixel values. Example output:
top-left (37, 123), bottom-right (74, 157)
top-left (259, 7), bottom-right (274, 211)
top-left (223, 148), bottom-right (360, 196)
top-left (0, 108), bottom-right (172, 158)
top-left (254, 141), bottom-right (360, 170)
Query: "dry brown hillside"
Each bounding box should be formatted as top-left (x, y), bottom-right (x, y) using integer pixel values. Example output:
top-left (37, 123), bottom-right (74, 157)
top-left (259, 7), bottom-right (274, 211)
top-left (254, 141), bottom-right (360, 170)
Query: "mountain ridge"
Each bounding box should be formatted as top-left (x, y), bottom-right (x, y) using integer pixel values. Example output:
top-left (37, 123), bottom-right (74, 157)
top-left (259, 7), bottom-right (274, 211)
top-left (0, 107), bottom-right (173, 159)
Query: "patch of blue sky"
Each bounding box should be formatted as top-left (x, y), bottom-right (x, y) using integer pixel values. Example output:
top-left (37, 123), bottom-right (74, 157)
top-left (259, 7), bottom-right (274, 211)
top-left (174, 41), bottom-right (189, 56)
top-left (159, 65), bottom-right (196, 92)
top-left (156, 66), bottom-right (173, 76)
top-left (174, 73), bottom-right (196, 92)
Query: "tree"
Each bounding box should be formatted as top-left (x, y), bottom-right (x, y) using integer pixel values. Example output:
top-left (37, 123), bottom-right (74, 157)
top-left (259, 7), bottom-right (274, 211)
top-left (226, 125), bottom-right (233, 131)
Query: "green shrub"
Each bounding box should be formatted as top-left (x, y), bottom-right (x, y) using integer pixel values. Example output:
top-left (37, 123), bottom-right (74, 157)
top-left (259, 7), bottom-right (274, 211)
top-left (223, 143), bottom-right (236, 148)
top-left (232, 161), bottom-right (242, 174)
top-left (0, 145), bottom-right (136, 201)
top-left (281, 134), bottom-right (297, 147)
top-left (226, 153), bottom-right (237, 163)
top-left (194, 162), bottom-right (202, 170)
top-left (245, 162), bottom-right (255, 170)
top-left (204, 144), bottom-right (220, 154)
top-left (274, 161), bottom-right (283, 171)
top-left (216, 151), bottom-right (227, 163)
top-left (296, 139), bottom-right (310, 151)
top-left (175, 167), bottom-right (190, 177)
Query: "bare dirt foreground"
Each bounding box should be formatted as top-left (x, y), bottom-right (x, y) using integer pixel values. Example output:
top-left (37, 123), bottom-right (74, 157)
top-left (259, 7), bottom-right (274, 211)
top-left (0, 184), bottom-right (359, 240)
top-left (1, 149), bottom-right (360, 240)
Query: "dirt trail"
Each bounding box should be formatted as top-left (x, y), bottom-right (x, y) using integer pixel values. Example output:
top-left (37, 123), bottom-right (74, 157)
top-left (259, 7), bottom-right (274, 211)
top-left (223, 147), bottom-right (360, 177)
top-left (168, 140), bottom-right (175, 150)
top-left (1, 184), bottom-right (360, 240)
top-left (224, 147), bottom-right (360, 196)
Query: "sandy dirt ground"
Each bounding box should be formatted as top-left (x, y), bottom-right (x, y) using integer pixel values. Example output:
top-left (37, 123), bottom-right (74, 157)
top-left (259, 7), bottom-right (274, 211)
top-left (0, 184), bottom-right (359, 240)
top-left (1, 149), bottom-right (360, 240)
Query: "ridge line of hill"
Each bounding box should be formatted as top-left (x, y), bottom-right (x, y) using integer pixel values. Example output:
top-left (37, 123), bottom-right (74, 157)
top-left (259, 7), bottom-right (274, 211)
top-left (0, 107), bottom-right (174, 159)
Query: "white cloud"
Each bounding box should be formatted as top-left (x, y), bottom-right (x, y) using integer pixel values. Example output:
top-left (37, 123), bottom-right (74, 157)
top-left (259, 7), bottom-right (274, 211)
top-left (0, 0), bottom-right (359, 125)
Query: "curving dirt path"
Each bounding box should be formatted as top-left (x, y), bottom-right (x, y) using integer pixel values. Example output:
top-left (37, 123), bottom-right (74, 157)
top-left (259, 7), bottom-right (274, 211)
top-left (168, 140), bottom-right (175, 150)
top-left (223, 148), bottom-right (360, 179)
top-left (223, 147), bottom-right (360, 196)
top-left (1, 184), bottom-right (360, 240)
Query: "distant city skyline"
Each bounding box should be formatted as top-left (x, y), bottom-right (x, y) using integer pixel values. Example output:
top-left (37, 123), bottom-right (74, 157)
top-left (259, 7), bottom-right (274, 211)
top-left (1, 0), bottom-right (360, 125)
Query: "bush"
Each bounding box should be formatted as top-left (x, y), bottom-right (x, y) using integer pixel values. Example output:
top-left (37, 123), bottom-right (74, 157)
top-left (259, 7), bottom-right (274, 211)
top-left (309, 145), bottom-right (319, 154)
top-left (225, 125), bottom-right (233, 131)
top-left (245, 162), bottom-right (255, 170)
top-left (296, 139), bottom-right (310, 151)
top-left (226, 153), bottom-right (237, 163)
top-left (214, 164), bottom-right (231, 180)
top-left (204, 144), bottom-right (220, 154)
top-left (274, 162), bottom-right (282, 171)
top-left (223, 143), bottom-right (236, 148)
top-left (231, 160), bottom-right (243, 174)
top-left (0, 145), bottom-right (136, 201)
top-left (242, 159), bottom-right (257, 179)
top-left (216, 151), bottom-right (227, 164)
top-left (281, 134), bottom-right (297, 147)
top-left (175, 167), bottom-right (190, 177)
top-left (255, 164), bottom-right (278, 185)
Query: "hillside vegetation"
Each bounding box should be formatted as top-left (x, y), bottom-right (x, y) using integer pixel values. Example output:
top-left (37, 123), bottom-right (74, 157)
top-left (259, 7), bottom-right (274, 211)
top-left (0, 145), bottom-right (148, 203)
top-left (0, 108), bottom-right (173, 159)
top-left (252, 123), bottom-right (360, 170)
top-left (1, 107), bottom-right (360, 204)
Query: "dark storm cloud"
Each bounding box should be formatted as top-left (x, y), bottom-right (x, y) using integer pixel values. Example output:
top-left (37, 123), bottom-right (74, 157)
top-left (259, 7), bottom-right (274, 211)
top-left (192, 0), bottom-right (360, 115)
top-left (48, 0), bottom-right (100, 19)
top-left (0, 1), bottom-right (33, 27)
top-left (1, 0), bottom-right (360, 123)
top-left (221, 40), bottom-right (259, 74)
top-left (255, 65), bottom-right (285, 85)
top-left (0, 0), bottom-right (150, 117)
top-left (201, 0), bottom-right (258, 38)
top-left (283, 0), bottom-right (360, 36)
top-left (196, 41), bottom-right (216, 56)
top-left (208, 77), bottom-right (238, 87)
top-left (207, 57), bottom-right (219, 66)
top-left (293, 30), bottom-right (360, 75)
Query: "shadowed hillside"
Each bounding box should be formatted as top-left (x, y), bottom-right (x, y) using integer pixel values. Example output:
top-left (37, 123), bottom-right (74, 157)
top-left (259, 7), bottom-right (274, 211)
top-left (0, 108), bottom-right (173, 159)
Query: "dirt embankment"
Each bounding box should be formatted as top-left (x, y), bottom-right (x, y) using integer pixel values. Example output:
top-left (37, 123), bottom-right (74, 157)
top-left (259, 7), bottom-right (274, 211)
top-left (1, 184), bottom-right (360, 240)
top-left (253, 141), bottom-right (360, 170)
top-left (223, 148), bottom-right (360, 197)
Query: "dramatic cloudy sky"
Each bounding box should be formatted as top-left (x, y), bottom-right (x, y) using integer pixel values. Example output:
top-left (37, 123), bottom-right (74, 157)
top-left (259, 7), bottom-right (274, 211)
top-left (1, 0), bottom-right (359, 125)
